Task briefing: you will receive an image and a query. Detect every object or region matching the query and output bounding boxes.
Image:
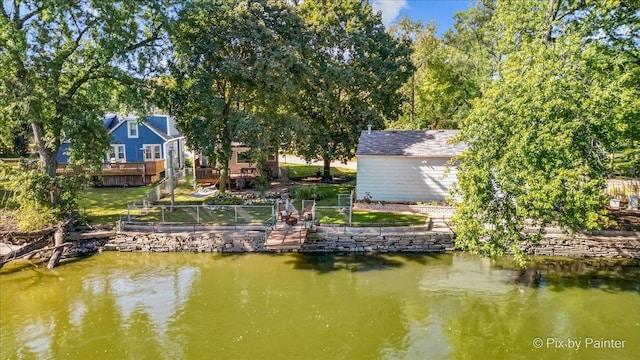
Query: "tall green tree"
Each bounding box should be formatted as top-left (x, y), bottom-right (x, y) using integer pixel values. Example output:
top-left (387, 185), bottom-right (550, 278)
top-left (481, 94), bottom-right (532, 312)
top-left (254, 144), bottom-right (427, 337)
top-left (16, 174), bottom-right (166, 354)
top-left (389, 3), bottom-right (495, 130)
top-left (0, 0), bottom-right (169, 219)
top-left (452, 0), bottom-right (639, 264)
top-left (169, 0), bottom-right (309, 191)
top-left (292, 0), bottom-right (413, 179)
top-left (388, 16), bottom-right (425, 126)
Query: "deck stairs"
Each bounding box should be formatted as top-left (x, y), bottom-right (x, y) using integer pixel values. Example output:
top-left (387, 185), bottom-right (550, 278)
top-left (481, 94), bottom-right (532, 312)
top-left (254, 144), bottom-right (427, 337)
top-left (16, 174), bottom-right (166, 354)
top-left (265, 224), bottom-right (308, 251)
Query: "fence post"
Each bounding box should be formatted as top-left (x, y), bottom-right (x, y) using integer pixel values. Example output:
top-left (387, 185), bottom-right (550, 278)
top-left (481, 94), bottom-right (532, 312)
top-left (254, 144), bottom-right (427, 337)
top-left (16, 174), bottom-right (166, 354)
top-left (234, 206), bottom-right (238, 225)
top-left (162, 207), bottom-right (165, 223)
top-left (127, 204), bottom-right (131, 221)
top-left (349, 190), bottom-right (353, 226)
top-left (197, 205), bottom-right (200, 224)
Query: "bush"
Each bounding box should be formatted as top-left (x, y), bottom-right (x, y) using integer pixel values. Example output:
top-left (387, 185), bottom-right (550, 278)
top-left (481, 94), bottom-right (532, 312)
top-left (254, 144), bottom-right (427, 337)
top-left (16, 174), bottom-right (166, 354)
top-left (203, 193), bottom-right (244, 205)
top-left (289, 185), bottom-right (323, 201)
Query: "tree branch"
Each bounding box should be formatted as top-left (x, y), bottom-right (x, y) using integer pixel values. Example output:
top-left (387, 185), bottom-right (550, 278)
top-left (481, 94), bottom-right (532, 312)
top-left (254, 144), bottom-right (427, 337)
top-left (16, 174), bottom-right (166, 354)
top-left (12, 0), bottom-right (18, 23)
top-left (53, 17), bottom-right (97, 70)
top-left (543, 0), bottom-right (560, 44)
top-left (124, 25), bottom-right (162, 52)
top-left (1, 3), bottom-right (9, 21)
top-left (19, 5), bottom-right (44, 28)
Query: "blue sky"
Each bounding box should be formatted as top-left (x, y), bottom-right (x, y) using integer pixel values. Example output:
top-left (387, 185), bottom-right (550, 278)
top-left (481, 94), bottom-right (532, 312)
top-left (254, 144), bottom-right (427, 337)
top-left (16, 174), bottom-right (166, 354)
top-left (371, 0), bottom-right (473, 34)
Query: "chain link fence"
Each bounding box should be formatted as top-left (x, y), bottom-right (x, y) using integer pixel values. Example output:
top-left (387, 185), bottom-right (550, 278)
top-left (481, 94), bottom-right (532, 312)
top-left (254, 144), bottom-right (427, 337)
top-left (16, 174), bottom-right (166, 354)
top-left (129, 169), bottom-right (186, 207)
top-left (123, 204), bottom-right (275, 226)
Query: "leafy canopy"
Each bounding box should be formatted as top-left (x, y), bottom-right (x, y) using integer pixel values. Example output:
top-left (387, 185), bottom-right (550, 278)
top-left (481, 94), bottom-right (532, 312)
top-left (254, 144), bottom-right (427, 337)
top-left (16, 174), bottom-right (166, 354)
top-left (388, 2), bottom-right (495, 130)
top-left (451, 0), bottom-right (639, 263)
top-left (0, 0), bottom-right (169, 226)
top-left (169, 0), bottom-right (309, 189)
top-left (290, 0), bottom-right (413, 173)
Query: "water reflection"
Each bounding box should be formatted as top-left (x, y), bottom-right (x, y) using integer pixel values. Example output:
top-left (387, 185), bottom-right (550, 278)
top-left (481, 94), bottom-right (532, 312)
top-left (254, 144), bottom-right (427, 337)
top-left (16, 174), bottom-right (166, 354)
top-left (283, 253), bottom-right (448, 274)
top-left (497, 258), bottom-right (640, 292)
top-left (1, 252), bottom-right (638, 360)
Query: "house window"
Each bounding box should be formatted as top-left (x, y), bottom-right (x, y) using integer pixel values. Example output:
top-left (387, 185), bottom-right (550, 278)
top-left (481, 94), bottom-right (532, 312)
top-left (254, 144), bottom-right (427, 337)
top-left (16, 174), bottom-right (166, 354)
top-left (237, 151), bottom-right (251, 164)
top-left (108, 145), bottom-right (126, 162)
top-left (267, 147), bottom-right (277, 162)
top-left (127, 121), bottom-right (138, 138)
top-left (143, 144), bottom-right (162, 161)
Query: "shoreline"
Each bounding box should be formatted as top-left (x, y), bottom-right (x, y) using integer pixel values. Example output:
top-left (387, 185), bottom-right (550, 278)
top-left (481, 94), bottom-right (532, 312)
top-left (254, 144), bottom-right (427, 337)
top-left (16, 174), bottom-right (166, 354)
top-left (2, 226), bottom-right (639, 270)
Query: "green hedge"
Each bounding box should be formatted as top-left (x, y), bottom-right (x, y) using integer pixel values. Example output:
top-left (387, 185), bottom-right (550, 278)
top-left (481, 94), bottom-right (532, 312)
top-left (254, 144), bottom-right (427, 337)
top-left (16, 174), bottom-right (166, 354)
top-left (203, 193), bottom-right (244, 205)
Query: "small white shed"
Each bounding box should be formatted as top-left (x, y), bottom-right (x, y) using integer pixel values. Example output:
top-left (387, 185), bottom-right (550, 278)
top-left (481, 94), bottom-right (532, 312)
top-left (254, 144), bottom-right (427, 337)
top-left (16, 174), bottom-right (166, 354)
top-left (355, 130), bottom-right (465, 202)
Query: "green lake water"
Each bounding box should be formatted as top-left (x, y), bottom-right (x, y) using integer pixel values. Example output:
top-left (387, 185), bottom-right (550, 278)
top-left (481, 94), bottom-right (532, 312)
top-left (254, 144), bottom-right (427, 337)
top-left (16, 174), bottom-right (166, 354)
top-left (1, 252), bottom-right (639, 360)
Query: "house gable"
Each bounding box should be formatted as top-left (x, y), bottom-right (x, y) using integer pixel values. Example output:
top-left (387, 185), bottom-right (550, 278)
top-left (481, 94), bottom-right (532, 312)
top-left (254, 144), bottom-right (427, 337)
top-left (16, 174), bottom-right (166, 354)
top-left (146, 115), bottom-right (170, 135)
top-left (109, 120), bottom-right (167, 162)
top-left (57, 113), bottom-right (181, 165)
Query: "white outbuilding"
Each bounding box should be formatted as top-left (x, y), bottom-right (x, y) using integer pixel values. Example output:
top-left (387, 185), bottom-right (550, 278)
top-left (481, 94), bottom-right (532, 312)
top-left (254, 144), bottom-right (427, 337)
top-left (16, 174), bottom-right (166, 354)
top-left (355, 130), bottom-right (465, 202)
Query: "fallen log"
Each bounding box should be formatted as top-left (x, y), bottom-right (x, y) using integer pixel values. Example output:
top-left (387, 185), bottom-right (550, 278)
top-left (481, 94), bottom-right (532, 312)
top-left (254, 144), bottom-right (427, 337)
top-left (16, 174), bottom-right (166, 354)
top-left (0, 236), bottom-right (49, 269)
top-left (0, 217), bottom-right (73, 270)
top-left (0, 242), bottom-right (73, 268)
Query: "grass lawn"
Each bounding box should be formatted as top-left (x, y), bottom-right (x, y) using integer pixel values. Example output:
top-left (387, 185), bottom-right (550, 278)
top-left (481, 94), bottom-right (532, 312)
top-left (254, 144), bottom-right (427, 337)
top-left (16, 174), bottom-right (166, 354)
top-left (289, 183), bottom-right (427, 226)
top-left (133, 205), bottom-right (274, 224)
top-left (284, 164), bottom-right (355, 180)
top-left (612, 149), bottom-right (640, 178)
top-left (155, 178), bottom-right (216, 205)
top-left (77, 173), bottom-right (425, 227)
top-left (289, 184), bottom-right (354, 206)
top-left (78, 186), bottom-right (154, 225)
top-left (315, 209), bottom-right (427, 226)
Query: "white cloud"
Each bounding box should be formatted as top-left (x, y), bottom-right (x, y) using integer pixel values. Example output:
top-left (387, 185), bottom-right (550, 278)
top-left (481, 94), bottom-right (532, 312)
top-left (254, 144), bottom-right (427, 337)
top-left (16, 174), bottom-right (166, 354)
top-left (370, 0), bottom-right (408, 27)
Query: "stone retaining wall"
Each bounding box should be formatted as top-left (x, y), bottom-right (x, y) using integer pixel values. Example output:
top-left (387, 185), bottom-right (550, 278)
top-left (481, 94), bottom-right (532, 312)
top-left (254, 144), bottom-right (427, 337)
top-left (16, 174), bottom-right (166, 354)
top-left (521, 233), bottom-right (640, 258)
top-left (61, 228), bottom-right (640, 259)
top-left (103, 231), bottom-right (267, 252)
top-left (301, 227), bottom-right (454, 253)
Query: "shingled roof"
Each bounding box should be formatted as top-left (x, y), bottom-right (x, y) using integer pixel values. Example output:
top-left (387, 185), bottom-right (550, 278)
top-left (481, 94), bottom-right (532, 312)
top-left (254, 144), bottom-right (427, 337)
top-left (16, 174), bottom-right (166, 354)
top-left (356, 130), bottom-right (465, 157)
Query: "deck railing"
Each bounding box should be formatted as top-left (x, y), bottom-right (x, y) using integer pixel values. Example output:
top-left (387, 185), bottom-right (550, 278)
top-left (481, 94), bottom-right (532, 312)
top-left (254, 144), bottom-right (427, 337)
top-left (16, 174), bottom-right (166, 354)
top-left (194, 167), bottom-right (258, 186)
top-left (195, 167), bottom-right (222, 183)
top-left (56, 159), bottom-right (165, 176)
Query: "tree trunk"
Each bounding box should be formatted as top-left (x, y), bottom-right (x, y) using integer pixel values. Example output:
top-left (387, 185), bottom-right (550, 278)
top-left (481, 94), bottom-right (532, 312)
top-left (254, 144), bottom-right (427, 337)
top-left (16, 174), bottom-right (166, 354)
top-left (610, 153), bottom-right (615, 173)
top-left (219, 158), bottom-right (229, 193)
top-left (46, 224), bottom-right (65, 270)
top-left (542, 0), bottom-right (560, 44)
top-left (31, 120), bottom-right (61, 204)
top-left (322, 158), bottom-right (332, 183)
top-left (410, 72), bottom-right (415, 124)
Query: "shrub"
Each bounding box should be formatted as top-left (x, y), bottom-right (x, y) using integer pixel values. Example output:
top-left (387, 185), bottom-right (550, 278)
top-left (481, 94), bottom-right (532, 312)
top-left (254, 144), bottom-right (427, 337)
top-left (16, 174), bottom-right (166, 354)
top-left (289, 185), bottom-right (323, 201)
top-left (203, 193), bottom-right (244, 205)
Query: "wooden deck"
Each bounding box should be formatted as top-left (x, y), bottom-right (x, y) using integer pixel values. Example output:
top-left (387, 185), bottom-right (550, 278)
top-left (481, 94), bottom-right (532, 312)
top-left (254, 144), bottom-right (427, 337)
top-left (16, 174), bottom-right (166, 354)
top-left (266, 227), bottom-right (308, 251)
top-left (194, 167), bottom-right (222, 184)
top-left (195, 167), bottom-right (259, 189)
top-left (56, 160), bottom-right (165, 186)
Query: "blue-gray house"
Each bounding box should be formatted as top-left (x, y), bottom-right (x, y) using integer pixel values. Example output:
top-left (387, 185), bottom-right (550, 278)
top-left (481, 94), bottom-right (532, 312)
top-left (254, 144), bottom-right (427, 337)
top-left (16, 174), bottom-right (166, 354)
top-left (57, 114), bottom-right (185, 186)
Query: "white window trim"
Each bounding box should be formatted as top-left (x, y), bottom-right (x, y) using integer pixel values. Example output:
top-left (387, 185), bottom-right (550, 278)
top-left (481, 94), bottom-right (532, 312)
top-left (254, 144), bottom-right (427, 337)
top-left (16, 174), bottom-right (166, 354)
top-left (142, 144), bottom-right (162, 161)
top-left (127, 121), bottom-right (139, 138)
top-left (236, 149), bottom-right (251, 164)
top-left (107, 144), bottom-right (126, 162)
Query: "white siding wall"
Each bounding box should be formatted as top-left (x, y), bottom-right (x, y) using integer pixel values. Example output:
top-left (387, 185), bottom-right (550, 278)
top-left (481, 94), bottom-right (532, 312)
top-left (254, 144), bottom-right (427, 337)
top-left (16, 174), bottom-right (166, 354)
top-left (167, 117), bottom-right (180, 136)
top-left (356, 156), bottom-right (458, 202)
